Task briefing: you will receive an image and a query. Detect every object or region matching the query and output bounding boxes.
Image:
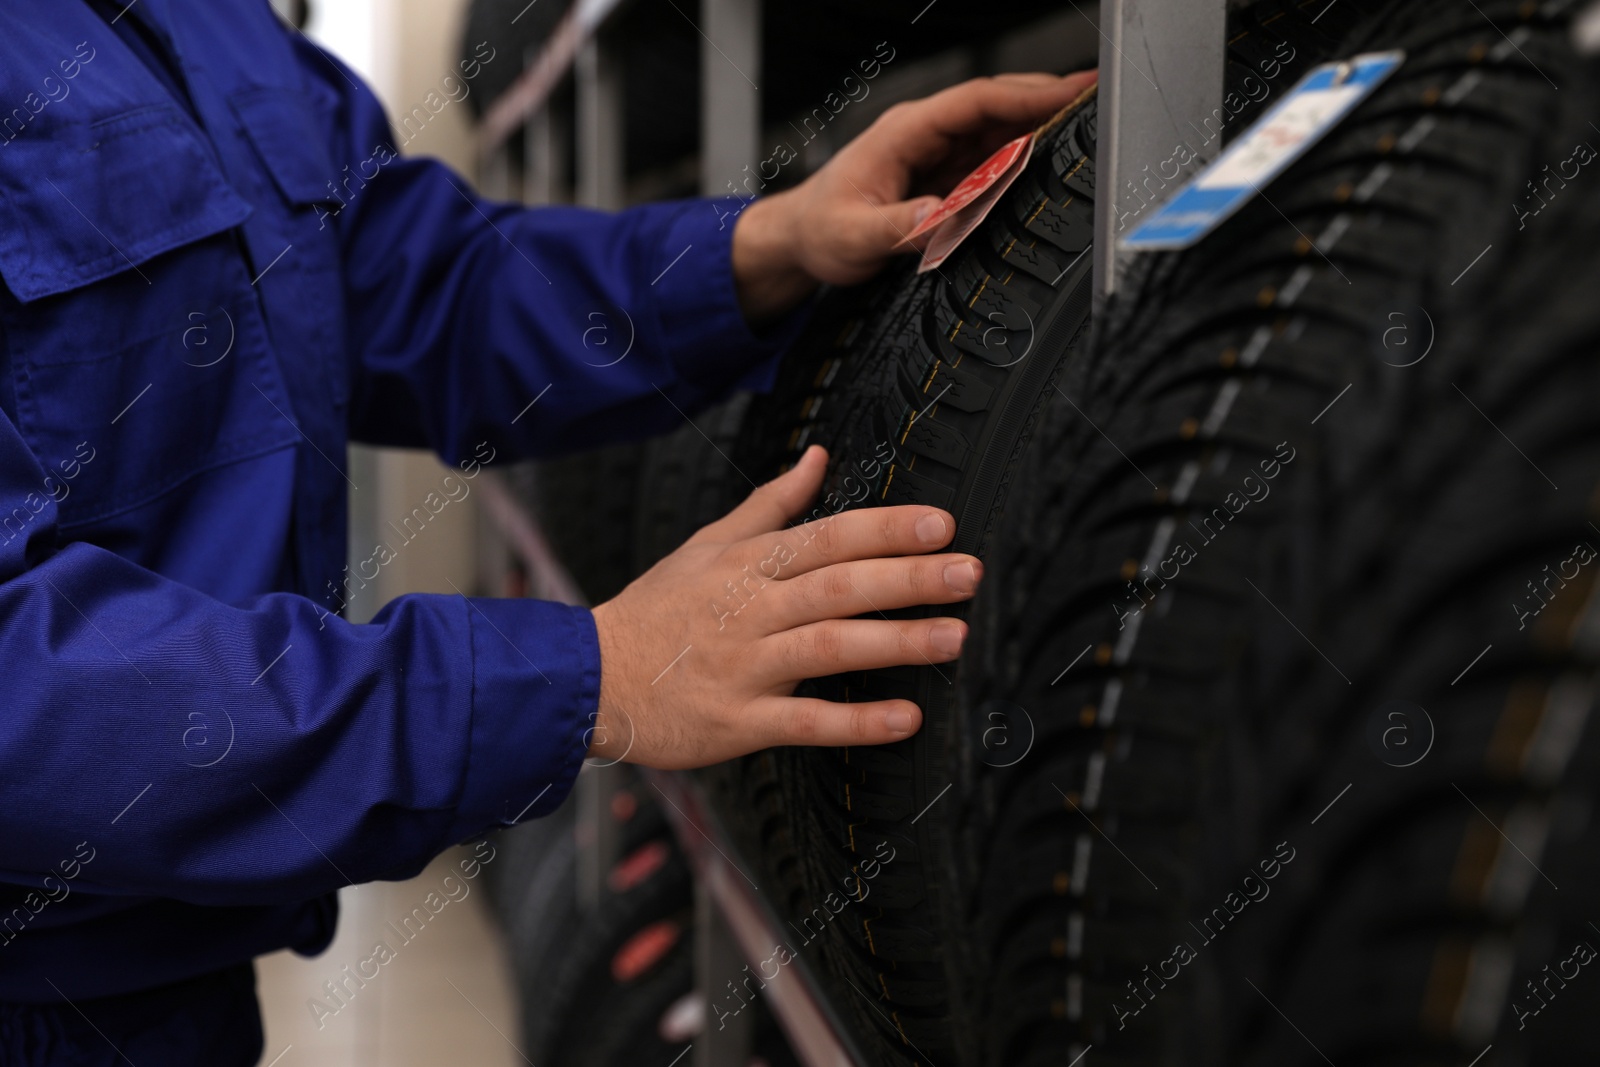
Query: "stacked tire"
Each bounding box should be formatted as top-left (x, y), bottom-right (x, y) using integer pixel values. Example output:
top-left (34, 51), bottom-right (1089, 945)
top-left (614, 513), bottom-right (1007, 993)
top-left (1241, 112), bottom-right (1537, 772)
top-left (485, 769), bottom-right (797, 1066)
top-left (639, 0), bottom-right (1600, 1064)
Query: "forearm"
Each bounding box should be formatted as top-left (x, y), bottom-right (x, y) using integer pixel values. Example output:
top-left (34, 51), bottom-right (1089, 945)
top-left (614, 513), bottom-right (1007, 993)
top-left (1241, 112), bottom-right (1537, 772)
top-left (0, 542), bottom-right (590, 904)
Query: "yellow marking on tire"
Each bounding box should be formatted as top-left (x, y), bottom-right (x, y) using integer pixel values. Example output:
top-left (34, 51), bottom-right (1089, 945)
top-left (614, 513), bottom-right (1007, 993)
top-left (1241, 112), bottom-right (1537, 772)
top-left (1025, 197), bottom-right (1049, 225)
top-left (845, 783), bottom-right (853, 810)
top-left (968, 276), bottom-right (991, 309)
top-left (922, 360), bottom-right (941, 392)
top-left (1419, 938), bottom-right (1473, 1036)
top-left (863, 917), bottom-right (879, 954)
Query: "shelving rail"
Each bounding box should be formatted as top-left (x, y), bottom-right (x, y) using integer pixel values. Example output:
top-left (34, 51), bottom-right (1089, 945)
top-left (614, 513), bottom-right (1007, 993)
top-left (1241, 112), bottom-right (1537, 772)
top-left (471, 1), bottom-right (1229, 1061)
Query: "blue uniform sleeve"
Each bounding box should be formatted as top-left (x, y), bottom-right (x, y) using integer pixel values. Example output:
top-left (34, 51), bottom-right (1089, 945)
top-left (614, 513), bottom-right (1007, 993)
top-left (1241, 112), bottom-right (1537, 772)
top-left (292, 36), bottom-right (805, 463)
top-left (0, 412), bottom-right (592, 905)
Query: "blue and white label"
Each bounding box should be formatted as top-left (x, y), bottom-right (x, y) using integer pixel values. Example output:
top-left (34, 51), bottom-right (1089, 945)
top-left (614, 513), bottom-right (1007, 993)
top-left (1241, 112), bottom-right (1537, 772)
top-left (1121, 51), bottom-right (1405, 252)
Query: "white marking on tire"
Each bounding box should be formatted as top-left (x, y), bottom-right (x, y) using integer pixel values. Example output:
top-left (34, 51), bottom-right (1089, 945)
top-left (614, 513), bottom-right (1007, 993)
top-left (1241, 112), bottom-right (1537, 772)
top-left (1442, 69), bottom-right (1484, 106)
top-left (1353, 162), bottom-right (1394, 202)
top-left (1277, 264), bottom-right (1316, 307)
top-left (1070, 834), bottom-right (1093, 895)
top-left (1083, 751), bottom-right (1107, 809)
top-left (1316, 213), bottom-right (1353, 249)
top-left (1396, 114), bottom-right (1438, 153)
top-left (1200, 379), bottom-right (1243, 437)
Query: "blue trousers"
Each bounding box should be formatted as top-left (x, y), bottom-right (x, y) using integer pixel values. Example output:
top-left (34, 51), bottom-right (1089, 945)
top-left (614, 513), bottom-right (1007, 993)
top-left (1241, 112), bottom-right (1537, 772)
top-left (0, 966), bottom-right (262, 1067)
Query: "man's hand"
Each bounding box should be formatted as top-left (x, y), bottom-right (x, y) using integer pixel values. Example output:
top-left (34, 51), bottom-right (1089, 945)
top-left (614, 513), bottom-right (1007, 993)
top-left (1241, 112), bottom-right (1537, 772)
top-left (587, 446), bottom-right (982, 769)
top-left (731, 70), bottom-right (1098, 324)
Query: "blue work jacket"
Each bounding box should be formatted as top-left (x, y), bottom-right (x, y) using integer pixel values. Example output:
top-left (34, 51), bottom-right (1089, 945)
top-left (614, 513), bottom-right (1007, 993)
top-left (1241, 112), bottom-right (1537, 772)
top-left (0, 0), bottom-right (791, 1007)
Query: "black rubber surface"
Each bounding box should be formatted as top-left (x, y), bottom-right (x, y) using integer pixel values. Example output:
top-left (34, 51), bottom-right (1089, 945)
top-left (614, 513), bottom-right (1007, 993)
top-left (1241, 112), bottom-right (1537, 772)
top-left (712, 89), bottom-right (1101, 1067)
top-left (489, 769), bottom-right (801, 1065)
top-left (603, 3), bottom-right (1600, 1064)
top-left (959, 2), bottom-right (1600, 1063)
top-left (684, 5), bottom-right (1396, 1065)
top-left (489, 772), bottom-right (687, 1062)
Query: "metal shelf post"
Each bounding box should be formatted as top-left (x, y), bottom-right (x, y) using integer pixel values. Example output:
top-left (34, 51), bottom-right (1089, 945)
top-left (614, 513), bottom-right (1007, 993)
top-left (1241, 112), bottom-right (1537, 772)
top-left (1093, 0), bottom-right (1229, 306)
top-left (700, 0), bottom-right (762, 196)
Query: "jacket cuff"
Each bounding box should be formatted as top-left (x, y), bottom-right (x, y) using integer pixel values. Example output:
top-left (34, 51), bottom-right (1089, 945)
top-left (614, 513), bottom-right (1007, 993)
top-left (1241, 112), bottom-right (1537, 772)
top-left (651, 197), bottom-right (811, 396)
top-left (451, 597), bottom-right (597, 839)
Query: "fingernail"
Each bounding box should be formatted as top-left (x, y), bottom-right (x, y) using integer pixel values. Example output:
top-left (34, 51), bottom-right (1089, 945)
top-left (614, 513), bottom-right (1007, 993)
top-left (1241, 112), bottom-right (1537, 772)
top-left (930, 623), bottom-right (965, 655)
top-left (885, 708), bottom-right (916, 734)
top-left (944, 560), bottom-right (978, 594)
top-left (916, 513), bottom-right (948, 546)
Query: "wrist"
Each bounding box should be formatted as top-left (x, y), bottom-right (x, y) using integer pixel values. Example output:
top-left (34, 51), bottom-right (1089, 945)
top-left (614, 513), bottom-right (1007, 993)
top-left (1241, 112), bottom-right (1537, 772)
top-left (731, 191), bottom-right (818, 327)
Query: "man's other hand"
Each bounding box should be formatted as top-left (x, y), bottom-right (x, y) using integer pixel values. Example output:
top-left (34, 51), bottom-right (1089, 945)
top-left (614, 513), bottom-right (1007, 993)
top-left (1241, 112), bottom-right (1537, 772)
top-left (730, 70), bottom-right (1098, 324)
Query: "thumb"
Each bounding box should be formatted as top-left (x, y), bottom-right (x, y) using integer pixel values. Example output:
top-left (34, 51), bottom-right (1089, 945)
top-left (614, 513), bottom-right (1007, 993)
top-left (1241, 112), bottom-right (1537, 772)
top-left (695, 445), bottom-right (829, 543)
top-left (883, 195), bottom-right (946, 250)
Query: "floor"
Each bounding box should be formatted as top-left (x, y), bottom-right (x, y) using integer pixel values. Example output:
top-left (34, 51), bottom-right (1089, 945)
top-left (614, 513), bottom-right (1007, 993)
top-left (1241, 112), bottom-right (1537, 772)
top-left (255, 847), bottom-right (525, 1067)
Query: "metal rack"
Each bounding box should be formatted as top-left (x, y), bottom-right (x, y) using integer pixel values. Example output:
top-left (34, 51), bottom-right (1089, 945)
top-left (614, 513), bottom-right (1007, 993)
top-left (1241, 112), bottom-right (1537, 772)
top-left (472, 1), bottom-right (1231, 1062)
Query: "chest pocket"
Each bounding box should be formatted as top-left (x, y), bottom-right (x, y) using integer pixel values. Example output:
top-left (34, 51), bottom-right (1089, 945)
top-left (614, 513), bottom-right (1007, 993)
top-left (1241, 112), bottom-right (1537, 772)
top-left (226, 87), bottom-right (351, 410)
top-left (0, 105), bottom-right (302, 529)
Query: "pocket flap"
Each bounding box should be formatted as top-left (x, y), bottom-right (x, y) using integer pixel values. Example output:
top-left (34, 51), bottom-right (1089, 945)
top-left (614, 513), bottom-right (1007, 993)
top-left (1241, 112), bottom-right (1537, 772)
top-left (0, 105), bottom-right (253, 303)
top-left (228, 88), bottom-right (341, 207)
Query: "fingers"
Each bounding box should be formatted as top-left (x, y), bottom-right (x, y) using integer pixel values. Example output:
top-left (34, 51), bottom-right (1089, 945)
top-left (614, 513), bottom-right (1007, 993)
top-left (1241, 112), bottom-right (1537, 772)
top-left (763, 617), bottom-right (968, 678)
top-left (874, 69), bottom-right (1100, 172)
top-left (736, 504), bottom-right (956, 578)
top-left (694, 445), bottom-right (827, 544)
top-left (762, 696), bottom-right (923, 747)
top-left (765, 554), bottom-right (982, 632)
top-left (881, 194), bottom-right (944, 249)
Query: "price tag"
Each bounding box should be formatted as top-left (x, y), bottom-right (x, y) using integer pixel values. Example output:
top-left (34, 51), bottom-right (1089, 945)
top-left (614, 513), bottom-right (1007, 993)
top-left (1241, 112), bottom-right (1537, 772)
top-left (1121, 51), bottom-right (1404, 252)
